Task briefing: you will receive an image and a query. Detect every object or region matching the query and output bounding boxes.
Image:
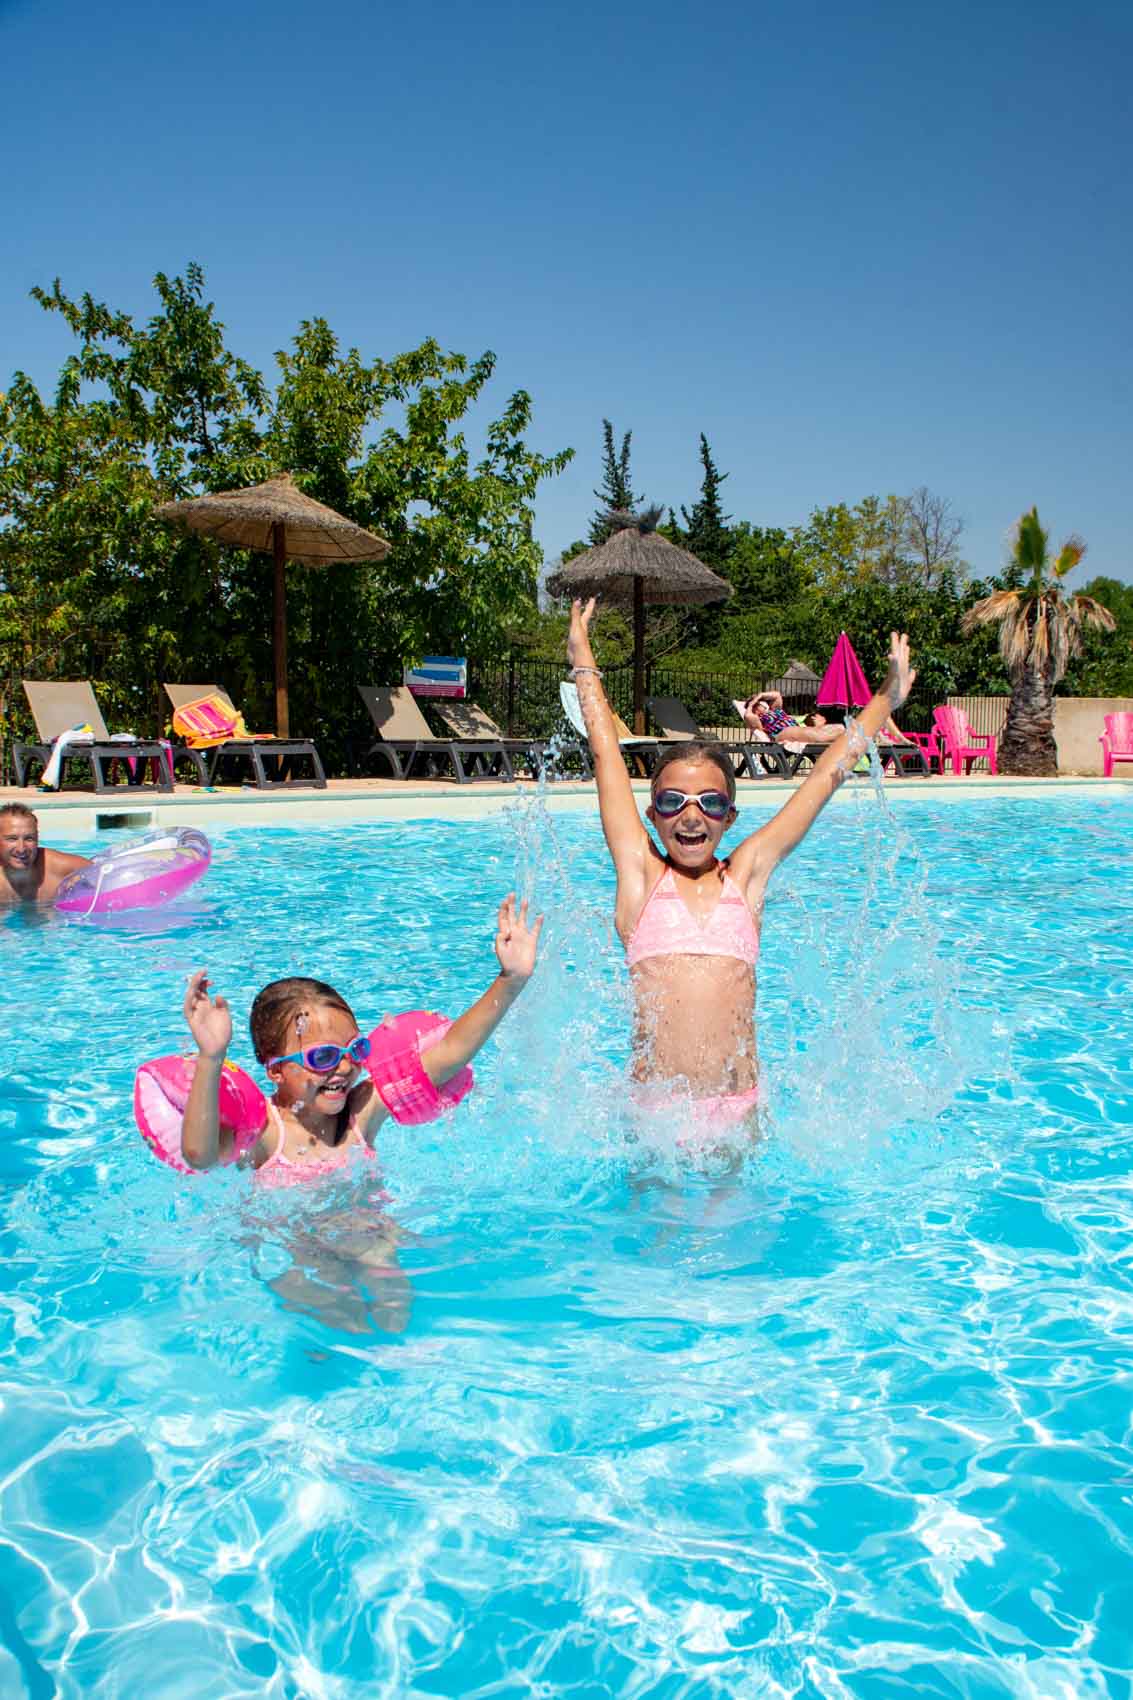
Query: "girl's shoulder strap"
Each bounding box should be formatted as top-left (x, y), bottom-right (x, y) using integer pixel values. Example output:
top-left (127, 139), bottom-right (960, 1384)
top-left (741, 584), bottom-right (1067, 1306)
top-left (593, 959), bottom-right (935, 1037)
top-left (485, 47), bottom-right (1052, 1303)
top-left (258, 1101), bottom-right (286, 1168)
top-left (724, 830), bottom-right (777, 906)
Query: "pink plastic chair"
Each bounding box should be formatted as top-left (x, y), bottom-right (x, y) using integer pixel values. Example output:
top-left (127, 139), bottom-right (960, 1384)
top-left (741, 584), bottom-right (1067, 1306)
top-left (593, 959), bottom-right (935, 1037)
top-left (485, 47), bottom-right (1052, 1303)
top-left (1099, 712), bottom-right (1133, 778)
top-left (893, 727), bottom-right (942, 772)
top-left (932, 706), bottom-right (999, 775)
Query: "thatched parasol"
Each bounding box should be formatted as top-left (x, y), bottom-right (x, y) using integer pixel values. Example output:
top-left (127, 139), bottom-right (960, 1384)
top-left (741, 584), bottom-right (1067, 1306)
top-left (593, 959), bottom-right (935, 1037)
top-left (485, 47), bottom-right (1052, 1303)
top-left (547, 508), bottom-right (732, 732)
top-left (155, 473), bottom-right (390, 737)
top-left (778, 658), bottom-right (821, 709)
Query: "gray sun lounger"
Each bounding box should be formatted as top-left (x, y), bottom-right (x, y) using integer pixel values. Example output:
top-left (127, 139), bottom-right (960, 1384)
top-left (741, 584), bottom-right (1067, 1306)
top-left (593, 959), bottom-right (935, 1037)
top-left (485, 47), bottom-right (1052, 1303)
top-left (358, 686), bottom-right (516, 783)
top-left (775, 739), bottom-right (931, 779)
top-left (645, 694), bottom-right (792, 780)
top-left (558, 681), bottom-right (666, 777)
top-left (431, 699), bottom-right (549, 778)
top-left (13, 681), bottom-right (173, 793)
top-left (163, 684), bottom-right (326, 789)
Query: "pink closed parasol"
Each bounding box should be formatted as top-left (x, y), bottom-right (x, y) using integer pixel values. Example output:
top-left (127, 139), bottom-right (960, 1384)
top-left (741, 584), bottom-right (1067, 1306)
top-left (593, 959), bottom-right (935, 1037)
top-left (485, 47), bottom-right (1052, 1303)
top-left (816, 631), bottom-right (872, 708)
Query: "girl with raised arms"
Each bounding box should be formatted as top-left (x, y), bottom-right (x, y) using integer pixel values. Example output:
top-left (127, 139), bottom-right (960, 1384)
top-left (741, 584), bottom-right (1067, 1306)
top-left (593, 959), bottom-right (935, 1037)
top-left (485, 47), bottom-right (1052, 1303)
top-left (173, 895), bottom-right (542, 1181)
top-left (567, 599), bottom-right (915, 1134)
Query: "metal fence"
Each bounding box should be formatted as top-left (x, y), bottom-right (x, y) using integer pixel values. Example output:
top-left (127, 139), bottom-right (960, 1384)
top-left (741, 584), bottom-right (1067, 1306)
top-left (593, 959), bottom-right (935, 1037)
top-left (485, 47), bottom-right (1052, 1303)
top-left (0, 638), bottom-right (991, 786)
top-left (469, 655), bottom-right (946, 741)
top-left (469, 656), bottom-right (825, 741)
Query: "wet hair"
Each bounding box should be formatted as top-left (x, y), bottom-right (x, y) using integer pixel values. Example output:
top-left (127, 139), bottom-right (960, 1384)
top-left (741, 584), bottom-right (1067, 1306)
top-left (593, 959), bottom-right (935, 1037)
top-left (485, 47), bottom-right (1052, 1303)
top-left (650, 740), bottom-right (736, 803)
top-left (249, 976), bottom-right (357, 1064)
top-left (0, 803), bottom-right (37, 826)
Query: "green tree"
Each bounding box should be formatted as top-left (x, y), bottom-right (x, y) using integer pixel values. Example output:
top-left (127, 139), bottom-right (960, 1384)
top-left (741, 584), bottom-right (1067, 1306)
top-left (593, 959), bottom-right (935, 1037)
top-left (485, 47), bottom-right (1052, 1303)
top-left (792, 502), bottom-right (865, 590)
top-left (680, 434), bottom-right (732, 572)
top-left (725, 524), bottom-right (811, 610)
top-left (0, 265), bottom-right (572, 776)
top-left (1061, 576), bottom-right (1133, 697)
top-left (690, 522), bottom-right (814, 654)
top-left (961, 509), bottom-right (1116, 775)
top-left (793, 492), bottom-right (964, 591)
top-left (588, 419), bottom-right (638, 544)
top-left (855, 494), bottom-right (912, 585)
top-left (0, 267), bottom-right (267, 758)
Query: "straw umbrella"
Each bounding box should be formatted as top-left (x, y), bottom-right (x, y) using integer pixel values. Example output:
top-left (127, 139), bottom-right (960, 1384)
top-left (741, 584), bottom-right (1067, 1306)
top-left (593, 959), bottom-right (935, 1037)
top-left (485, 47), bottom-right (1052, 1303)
top-left (547, 508), bottom-right (732, 732)
top-left (155, 473), bottom-right (390, 737)
top-left (779, 659), bottom-right (821, 711)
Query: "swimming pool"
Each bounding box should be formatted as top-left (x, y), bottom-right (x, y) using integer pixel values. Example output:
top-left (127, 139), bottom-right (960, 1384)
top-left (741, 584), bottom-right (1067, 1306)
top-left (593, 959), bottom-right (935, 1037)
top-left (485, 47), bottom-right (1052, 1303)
top-left (2, 789), bottom-right (1131, 1697)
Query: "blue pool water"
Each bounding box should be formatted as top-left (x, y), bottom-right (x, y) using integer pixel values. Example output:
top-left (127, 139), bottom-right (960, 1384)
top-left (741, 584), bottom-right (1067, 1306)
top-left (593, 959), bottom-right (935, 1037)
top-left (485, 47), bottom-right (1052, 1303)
top-left (1, 789), bottom-right (1131, 1697)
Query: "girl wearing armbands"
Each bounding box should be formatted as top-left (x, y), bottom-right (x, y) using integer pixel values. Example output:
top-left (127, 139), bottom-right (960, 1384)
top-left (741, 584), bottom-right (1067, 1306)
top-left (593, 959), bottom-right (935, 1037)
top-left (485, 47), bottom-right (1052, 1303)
top-left (135, 895), bottom-right (541, 1182)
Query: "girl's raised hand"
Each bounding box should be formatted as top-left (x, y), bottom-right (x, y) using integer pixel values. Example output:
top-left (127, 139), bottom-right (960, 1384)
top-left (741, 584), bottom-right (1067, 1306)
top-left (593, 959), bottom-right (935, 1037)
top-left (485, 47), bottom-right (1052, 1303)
top-left (882, 632), bottom-right (916, 711)
top-left (183, 968), bottom-right (233, 1059)
top-left (495, 894), bottom-right (544, 982)
top-left (566, 597), bottom-right (597, 670)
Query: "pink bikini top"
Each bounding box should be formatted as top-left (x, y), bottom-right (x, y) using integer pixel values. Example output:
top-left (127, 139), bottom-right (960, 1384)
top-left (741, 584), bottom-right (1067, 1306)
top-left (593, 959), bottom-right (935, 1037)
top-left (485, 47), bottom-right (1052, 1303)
top-left (255, 1103), bottom-right (377, 1189)
top-left (625, 865), bottom-right (759, 968)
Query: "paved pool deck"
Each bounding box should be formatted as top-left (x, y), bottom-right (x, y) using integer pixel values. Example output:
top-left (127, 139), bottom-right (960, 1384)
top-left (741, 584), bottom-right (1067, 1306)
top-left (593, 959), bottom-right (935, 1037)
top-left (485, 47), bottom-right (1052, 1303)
top-left (2, 771), bottom-right (1129, 834)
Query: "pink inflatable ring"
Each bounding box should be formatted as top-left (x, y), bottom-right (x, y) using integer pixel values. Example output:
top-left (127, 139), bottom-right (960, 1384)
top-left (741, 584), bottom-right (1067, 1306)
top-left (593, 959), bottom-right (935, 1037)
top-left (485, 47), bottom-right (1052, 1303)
top-left (134, 1055), bottom-right (267, 1175)
top-left (57, 827), bottom-right (211, 917)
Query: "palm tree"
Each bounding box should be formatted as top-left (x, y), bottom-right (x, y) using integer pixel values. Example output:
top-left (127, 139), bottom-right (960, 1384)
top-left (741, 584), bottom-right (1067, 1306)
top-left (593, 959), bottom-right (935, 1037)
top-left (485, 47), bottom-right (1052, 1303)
top-left (961, 508), bottom-right (1115, 775)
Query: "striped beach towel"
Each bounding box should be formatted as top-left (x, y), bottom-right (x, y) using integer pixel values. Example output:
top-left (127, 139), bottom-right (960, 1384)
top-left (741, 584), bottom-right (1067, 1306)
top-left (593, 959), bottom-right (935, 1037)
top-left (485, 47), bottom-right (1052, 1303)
top-left (171, 694), bottom-right (265, 748)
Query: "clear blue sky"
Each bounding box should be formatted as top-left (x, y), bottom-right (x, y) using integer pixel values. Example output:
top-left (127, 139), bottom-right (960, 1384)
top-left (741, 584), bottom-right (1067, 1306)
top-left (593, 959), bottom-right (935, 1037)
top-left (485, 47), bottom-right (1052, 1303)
top-left (2, 0), bottom-right (1130, 583)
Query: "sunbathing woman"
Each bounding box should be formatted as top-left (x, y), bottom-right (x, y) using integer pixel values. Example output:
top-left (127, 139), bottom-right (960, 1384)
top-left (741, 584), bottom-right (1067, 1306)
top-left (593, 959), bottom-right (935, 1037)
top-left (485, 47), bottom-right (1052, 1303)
top-left (568, 600), bottom-right (915, 1132)
top-left (743, 690), bottom-right (912, 746)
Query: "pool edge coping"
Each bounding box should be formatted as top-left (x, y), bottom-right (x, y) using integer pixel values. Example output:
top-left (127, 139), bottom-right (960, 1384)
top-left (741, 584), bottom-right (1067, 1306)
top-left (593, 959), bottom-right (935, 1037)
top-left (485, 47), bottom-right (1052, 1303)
top-left (9, 774), bottom-right (1133, 833)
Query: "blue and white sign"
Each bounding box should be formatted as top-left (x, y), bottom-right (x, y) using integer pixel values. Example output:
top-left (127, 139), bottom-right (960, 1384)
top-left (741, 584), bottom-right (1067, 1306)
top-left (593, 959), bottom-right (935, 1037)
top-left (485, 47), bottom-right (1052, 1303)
top-left (404, 657), bottom-right (468, 698)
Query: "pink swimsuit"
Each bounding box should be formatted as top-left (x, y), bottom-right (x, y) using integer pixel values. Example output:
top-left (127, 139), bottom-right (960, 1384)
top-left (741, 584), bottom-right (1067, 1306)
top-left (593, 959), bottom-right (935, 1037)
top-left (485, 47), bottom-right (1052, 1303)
top-left (626, 865), bottom-right (763, 1133)
top-left (625, 866), bottom-right (759, 968)
top-left (255, 1103), bottom-right (378, 1190)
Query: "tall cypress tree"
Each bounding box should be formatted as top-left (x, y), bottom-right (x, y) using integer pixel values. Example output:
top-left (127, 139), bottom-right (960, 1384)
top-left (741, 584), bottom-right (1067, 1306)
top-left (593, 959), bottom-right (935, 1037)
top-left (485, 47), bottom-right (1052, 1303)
top-left (589, 419), bottom-right (639, 544)
top-left (680, 434), bottom-right (733, 571)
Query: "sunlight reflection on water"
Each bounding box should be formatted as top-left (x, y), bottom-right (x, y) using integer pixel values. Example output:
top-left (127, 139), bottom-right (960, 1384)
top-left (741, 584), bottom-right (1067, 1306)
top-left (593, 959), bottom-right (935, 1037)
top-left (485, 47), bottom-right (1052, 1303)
top-left (1, 789), bottom-right (1131, 1696)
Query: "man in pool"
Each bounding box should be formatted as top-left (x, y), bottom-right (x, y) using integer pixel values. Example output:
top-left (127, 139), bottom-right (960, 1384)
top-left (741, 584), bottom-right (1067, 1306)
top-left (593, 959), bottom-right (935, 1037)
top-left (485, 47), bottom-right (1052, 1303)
top-left (0, 804), bottom-right (90, 905)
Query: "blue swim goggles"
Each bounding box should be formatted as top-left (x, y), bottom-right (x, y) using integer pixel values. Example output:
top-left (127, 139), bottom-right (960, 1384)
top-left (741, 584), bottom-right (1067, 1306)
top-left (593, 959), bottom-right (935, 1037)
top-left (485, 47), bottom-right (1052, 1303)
top-left (267, 1035), bottom-right (372, 1074)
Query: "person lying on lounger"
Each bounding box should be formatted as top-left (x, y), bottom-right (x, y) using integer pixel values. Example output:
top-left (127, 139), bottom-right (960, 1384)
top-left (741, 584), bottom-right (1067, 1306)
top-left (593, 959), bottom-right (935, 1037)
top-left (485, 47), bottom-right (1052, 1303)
top-left (0, 804), bottom-right (90, 905)
top-left (742, 691), bottom-right (912, 746)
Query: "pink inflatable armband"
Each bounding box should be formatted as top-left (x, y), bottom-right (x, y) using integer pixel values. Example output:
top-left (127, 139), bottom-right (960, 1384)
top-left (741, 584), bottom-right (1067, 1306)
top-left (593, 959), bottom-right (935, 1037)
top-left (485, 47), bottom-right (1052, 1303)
top-left (366, 1010), bottom-right (474, 1126)
top-left (134, 1054), bottom-right (267, 1174)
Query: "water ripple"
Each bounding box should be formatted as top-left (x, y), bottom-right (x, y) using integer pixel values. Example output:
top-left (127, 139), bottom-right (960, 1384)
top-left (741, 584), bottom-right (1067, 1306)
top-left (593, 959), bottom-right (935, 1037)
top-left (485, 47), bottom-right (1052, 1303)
top-left (1, 794), bottom-right (1131, 1695)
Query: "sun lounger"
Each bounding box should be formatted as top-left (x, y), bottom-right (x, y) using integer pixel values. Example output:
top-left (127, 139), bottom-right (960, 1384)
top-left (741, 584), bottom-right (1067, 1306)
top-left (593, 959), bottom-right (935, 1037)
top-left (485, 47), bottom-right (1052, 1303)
top-left (647, 694), bottom-right (790, 780)
top-left (558, 682), bottom-right (665, 777)
top-left (163, 684), bottom-right (326, 789)
top-left (730, 699), bottom-right (931, 779)
top-left (877, 740), bottom-right (933, 776)
top-left (431, 699), bottom-right (548, 778)
top-left (766, 738), bottom-right (931, 780)
top-left (358, 686), bottom-right (515, 782)
top-left (13, 681), bottom-right (173, 793)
